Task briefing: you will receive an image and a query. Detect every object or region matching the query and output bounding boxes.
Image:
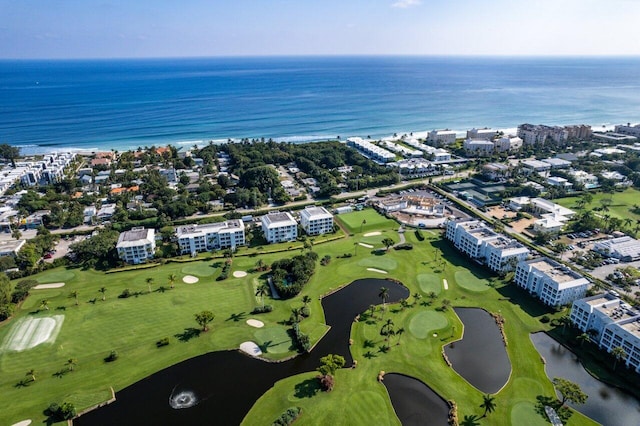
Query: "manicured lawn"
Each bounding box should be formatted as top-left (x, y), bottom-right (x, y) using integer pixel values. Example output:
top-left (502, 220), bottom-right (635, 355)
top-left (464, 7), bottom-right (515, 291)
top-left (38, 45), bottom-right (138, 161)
top-left (35, 269), bottom-right (76, 283)
top-left (335, 208), bottom-right (398, 234)
top-left (556, 187), bottom-right (640, 222)
top-left (0, 216), bottom-right (600, 425)
top-left (181, 262), bottom-right (219, 277)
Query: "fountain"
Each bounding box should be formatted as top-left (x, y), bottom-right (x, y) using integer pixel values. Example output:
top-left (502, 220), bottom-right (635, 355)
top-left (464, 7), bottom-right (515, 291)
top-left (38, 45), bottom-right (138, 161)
top-left (169, 388), bottom-right (198, 409)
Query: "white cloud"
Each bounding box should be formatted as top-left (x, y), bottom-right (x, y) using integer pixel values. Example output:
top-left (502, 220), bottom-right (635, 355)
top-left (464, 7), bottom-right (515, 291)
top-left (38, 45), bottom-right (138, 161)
top-left (391, 0), bottom-right (422, 8)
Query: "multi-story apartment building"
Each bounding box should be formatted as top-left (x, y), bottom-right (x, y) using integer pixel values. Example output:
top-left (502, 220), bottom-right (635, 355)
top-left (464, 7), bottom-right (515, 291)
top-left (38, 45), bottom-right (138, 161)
top-left (570, 292), bottom-right (640, 373)
top-left (176, 220), bottom-right (246, 255)
top-left (493, 136), bottom-right (523, 152)
top-left (346, 138), bottom-right (396, 163)
top-left (614, 123), bottom-right (640, 138)
top-left (427, 129), bottom-right (457, 146)
top-left (446, 219), bottom-right (529, 273)
top-left (261, 212), bottom-right (298, 243)
top-left (514, 257), bottom-right (589, 306)
top-left (116, 227), bottom-right (156, 264)
top-left (299, 206), bottom-right (334, 236)
top-left (466, 128), bottom-right (497, 140)
top-left (463, 139), bottom-right (495, 156)
top-left (517, 124), bottom-right (592, 146)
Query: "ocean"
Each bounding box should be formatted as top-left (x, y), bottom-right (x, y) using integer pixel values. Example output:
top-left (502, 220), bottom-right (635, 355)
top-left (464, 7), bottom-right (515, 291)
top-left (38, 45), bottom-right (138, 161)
top-left (1, 56), bottom-right (639, 155)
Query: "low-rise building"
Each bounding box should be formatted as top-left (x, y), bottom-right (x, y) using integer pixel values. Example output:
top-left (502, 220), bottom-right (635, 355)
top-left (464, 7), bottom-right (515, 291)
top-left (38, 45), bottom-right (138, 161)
top-left (261, 212), bottom-right (298, 243)
top-left (346, 138), bottom-right (396, 163)
top-left (593, 236), bottom-right (640, 262)
top-left (514, 257), bottom-right (589, 306)
top-left (570, 292), bottom-right (640, 373)
top-left (0, 239), bottom-right (26, 257)
top-left (494, 136), bottom-right (523, 152)
top-left (427, 129), bottom-right (457, 146)
top-left (521, 159), bottom-right (551, 174)
top-left (176, 220), bottom-right (245, 255)
top-left (614, 123), bottom-right (640, 138)
top-left (300, 206), bottom-right (334, 236)
top-left (116, 227), bottom-right (156, 264)
top-left (541, 158), bottom-right (572, 169)
top-left (463, 139), bottom-right (495, 156)
top-left (466, 128), bottom-right (496, 140)
top-left (446, 219), bottom-right (529, 273)
top-left (546, 176), bottom-right (573, 189)
top-left (569, 170), bottom-right (599, 189)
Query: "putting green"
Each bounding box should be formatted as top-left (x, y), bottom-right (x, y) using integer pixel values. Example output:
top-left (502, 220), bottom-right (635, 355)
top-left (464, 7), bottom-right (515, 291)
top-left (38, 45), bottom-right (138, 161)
top-left (360, 235), bottom-right (384, 245)
top-left (357, 257), bottom-right (398, 271)
top-left (35, 270), bottom-right (75, 283)
top-left (408, 310), bottom-right (448, 339)
top-left (346, 391), bottom-right (394, 426)
top-left (454, 270), bottom-right (490, 292)
top-left (181, 262), bottom-right (217, 277)
top-left (510, 401), bottom-right (548, 426)
top-left (417, 273), bottom-right (442, 295)
top-left (254, 326), bottom-right (292, 354)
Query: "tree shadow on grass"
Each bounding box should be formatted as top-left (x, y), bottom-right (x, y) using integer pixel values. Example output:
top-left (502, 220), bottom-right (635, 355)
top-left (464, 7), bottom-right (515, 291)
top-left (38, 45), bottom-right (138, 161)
top-left (363, 339), bottom-right (376, 348)
top-left (174, 328), bottom-right (201, 342)
top-left (14, 379), bottom-right (31, 388)
top-left (364, 351), bottom-right (378, 359)
top-left (52, 369), bottom-right (68, 379)
top-left (226, 312), bottom-right (247, 322)
top-left (294, 378), bottom-right (320, 398)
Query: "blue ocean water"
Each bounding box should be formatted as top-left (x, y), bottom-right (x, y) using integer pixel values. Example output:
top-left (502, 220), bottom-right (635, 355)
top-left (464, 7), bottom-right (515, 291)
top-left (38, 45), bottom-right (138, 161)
top-left (1, 56), bottom-right (639, 154)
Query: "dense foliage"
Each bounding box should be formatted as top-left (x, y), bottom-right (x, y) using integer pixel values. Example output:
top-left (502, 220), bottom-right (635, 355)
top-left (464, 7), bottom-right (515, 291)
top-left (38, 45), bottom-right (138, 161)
top-left (69, 228), bottom-right (120, 269)
top-left (270, 251), bottom-right (318, 298)
top-left (272, 407), bottom-right (301, 426)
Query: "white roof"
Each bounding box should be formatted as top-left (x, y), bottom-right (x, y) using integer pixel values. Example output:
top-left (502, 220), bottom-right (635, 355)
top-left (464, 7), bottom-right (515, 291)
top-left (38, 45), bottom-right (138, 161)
top-left (117, 228), bottom-right (155, 248)
top-left (301, 206), bottom-right (332, 220)
top-left (261, 212), bottom-right (297, 228)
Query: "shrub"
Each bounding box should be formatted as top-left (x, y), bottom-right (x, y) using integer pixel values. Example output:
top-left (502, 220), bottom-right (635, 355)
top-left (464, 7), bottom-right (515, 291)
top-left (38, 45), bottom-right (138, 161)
top-left (272, 406), bottom-right (301, 426)
top-left (251, 305), bottom-right (273, 314)
top-left (118, 288), bottom-right (132, 299)
top-left (540, 315), bottom-right (551, 323)
top-left (341, 253), bottom-right (353, 258)
top-left (291, 323), bottom-right (311, 352)
top-left (11, 279), bottom-right (37, 304)
top-left (156, 337), bottom-right (170, 347)
top-left (104, 350), bottom-right (119, 362)
top-left (45, 401), bottom-right (76, 421)
top-left (415, 229), bottom-right (425, 241)
top-left (394, 243), bottom-right (413, 250)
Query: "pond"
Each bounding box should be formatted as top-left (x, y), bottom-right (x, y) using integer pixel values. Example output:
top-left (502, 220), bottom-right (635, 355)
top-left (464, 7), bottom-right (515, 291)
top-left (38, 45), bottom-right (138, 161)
top-left (443, 308), bottom-right (511, 394)
top-left (530, 332), bottom-right (640, 426)
top-left (382, 373), bottom-right (449, 426)
top-left (77, 278), bottom-right (418, 425)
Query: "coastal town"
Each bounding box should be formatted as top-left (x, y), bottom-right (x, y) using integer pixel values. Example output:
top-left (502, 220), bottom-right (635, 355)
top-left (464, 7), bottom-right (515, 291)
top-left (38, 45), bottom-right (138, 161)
top-left (2, 121), bottom-right (640, 425)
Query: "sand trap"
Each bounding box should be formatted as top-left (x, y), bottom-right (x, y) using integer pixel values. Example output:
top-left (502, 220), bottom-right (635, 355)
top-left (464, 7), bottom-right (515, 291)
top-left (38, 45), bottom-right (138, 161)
top-left (443, 279), bottom-right (449, 290)
top-left (182, 275), bottom-right (199, 284)
top-left (11, 421), bottom-right (32, 426)
top-left (240, 341), bottom-right (262, 356)
top-left (359, 243), bottom-right (374, 248)
top-left (246, 319), bottom-right (264, 328)
top-left (33, 282), bottom-right (65, 289)
top-left (233, 271), bottom-right (248, 278)
top-left (1, 316), bottom-right (64, 353)
top-left (363, 231), bottom-right (381, 237)
top-left (367, 268), bottom-right (388, 274)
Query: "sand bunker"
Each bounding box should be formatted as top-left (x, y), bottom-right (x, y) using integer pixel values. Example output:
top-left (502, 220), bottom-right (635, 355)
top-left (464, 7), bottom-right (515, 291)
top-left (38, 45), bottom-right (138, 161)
top-left (359, 243), bottom-right (374, 248)
top-left (1, 315), bottom-right (64, 353)
top-left (363, 231), bottom-right (382, 237)
top-left (367, 268), bottom-right (388, 274)
top-left (246, 319), bottom-right (264, 328)
top-left (233, 271), bottom-right (248, 278)
top-left (443, 279), bottom-right (449, 290)
top-left (11, 421), bottom-right (32, 426)
top-left (33, 282), bottom-right (65, 290)
top-left (240, 341), bottom-right (263, 356)
top-left (182, 275), bottom-right (199, 284)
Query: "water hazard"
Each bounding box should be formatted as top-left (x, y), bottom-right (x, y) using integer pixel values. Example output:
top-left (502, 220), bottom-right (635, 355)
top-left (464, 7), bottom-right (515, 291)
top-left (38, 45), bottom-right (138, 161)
top-left (77, 278), bottom-right (429, 425)
top-left (382, 373), bottom-right (449, 426)
top-left (530, 332), bottom-right (640, 426)
top-left (444, 308), bottom-right (511, 394)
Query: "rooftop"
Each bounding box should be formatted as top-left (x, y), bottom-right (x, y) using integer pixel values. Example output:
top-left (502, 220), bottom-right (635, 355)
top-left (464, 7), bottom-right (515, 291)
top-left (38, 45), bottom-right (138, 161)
top-left (528, 257), bottom-right (586, 285)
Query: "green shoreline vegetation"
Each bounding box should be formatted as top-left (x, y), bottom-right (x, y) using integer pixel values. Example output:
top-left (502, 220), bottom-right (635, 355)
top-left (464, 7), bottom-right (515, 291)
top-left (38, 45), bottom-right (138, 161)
top-left (0, 208), bottom-right (624, 425)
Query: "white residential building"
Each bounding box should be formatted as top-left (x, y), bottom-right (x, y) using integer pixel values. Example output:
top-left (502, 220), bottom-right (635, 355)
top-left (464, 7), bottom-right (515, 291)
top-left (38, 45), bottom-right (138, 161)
top-left (116, 227), bottom-right (156, 264)
top-left (427, 130), bottom-right (457, 146)
top-left (494, 136), bottom-right (523, 152)
top-left (0, 239), bottom-right (26, 257)
top-left (514, 257), bottom-right (589, 306)
top-left (463, 139), bottom-right (495, 156)
top-left (570, 292), bottom-right (640, 373)
top-left (261, 212), bottom-right (298, 243)
top-left (569, 170), bottom-right (599, 189)
top-left (404, 138), bottom-right (452, 161)
top-left (466, 128), bottom-right (497, 140)
top-left (176, 220), bottom-right (246, 255)
top-left (446, 219), bottom-right (529, 272)
top-left (346, 138), bottom-right (396, 163)
top-left (614, 123), bottom-right (640, 138)
top-left (546, 176), bottom-right (573, 189)
top-left (300, 206), bottom-right (334, 236)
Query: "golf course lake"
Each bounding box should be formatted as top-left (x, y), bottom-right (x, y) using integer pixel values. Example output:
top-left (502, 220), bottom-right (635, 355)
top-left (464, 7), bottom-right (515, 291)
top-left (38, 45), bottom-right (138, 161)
top-left (382, 373), bottom-right (449, 426)
top-left (531, 332), bottom-right (640, 426)
top-left (76, 278), bottom-right (441, 425)
top-left (444, 308), bottom-right (511, 394)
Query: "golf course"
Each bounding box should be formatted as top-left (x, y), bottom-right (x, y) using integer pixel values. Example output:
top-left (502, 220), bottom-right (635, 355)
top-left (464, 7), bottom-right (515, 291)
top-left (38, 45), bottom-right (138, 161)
top-left (0, 209), bottom-right (601, 425)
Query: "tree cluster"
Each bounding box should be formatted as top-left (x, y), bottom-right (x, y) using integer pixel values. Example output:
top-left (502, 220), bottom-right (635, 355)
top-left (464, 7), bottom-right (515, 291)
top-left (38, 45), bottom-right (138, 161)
top-left (271, 251), bottom-right (318, 298)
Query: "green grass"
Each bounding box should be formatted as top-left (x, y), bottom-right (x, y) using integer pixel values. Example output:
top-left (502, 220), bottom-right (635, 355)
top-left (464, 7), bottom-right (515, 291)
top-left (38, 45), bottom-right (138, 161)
top-left (35, 269), bottom-right (76, 283)
top-left (335, 208), bottom-right (398, 234)
top-left (454, 269), bottom-right (491, 292)
top-left (181, 262), bottom-right (218, 277)
top-left (555, 187), bottom-right (640, 222)
top-left (0, 210), bottom-right (601, 425)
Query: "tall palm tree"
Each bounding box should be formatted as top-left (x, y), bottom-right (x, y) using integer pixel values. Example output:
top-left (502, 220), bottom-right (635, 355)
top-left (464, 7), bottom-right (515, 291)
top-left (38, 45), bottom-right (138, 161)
top-left (611, 346), bottom-right (627, 370)
top-left (26, 369), bottom-right (36, 382)
top-left (577, 332), bottom-right (591, 347)
top-left (98, 287), bottom-right (107, 301)
top-left (66, 358), bottom-right (78, 372)
top-left (302, 295), bottom-right (312, 308)
top-left (146, 277), bottom-right (154, 293)
top-left (40, 299), bottom-right (49, 311)
top-left (68, 290), bottom-right (79, 306)
top-left (480, 394), bottom-right (496, 418)
top-left (360, 219), bottom-right (367, 233)
top-left (380, 318), bottom-right (395, 350)
top-left (168, 273), bottom-right (177, 289)
top-left (379, 287), bottom-right (389, 310)
top-left (256, 283), bottom-right (269, 308)
top-left (290, 307), bottom-right (304, 324)
top-left (395, 327), bottom-right (405, 345)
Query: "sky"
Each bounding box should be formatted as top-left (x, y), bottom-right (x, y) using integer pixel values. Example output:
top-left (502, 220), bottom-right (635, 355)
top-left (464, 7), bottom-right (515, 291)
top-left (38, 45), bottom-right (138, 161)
top-left (1, 0), bottom-right (639, 59)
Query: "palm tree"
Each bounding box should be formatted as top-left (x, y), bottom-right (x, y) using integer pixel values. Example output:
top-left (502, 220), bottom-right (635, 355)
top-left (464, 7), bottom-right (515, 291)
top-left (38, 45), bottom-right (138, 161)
top-left (624, 217), bottom-right (633, 230)
top-left (98, 287), bottom-right (107, 301)
top-left (559, 315), bottom-right (571, 335)
top-left (395, 327), bottom-right (405, 345)
top-left (302, 295), bottom-right (312, 308)
top-left (461, 414), bottom-right (481, 426)
top-left (168, 273), bottom-right (177, 289)
top-left (65, 358), bottom-right (78, 372)
top-left (379, 287), bottom-right (389, 312)
top-left (291, 307), bottom-right (304, 324)
top-left (40, 299), bottom-right (49, 311)
top-left (480, 394), bottom-right (496, 418)
top-left (26, 369), bottom-right (36, 382)
top-left (68, 290), bottom-right (79, 306)
top-left (611, 346), bottom-right (627, 370)
top-left (577, 332), bottom-right (591, 347)
top-left (256, 283), bottom-right (269, 308)
top-left (380, 319), bottom-right (395, 350)
top-left (146, 277), bottom-right (154, 293)
top-left (360, 219), bottom-right (367, 233)
top-left (412, 292), bottom-right (422, 305)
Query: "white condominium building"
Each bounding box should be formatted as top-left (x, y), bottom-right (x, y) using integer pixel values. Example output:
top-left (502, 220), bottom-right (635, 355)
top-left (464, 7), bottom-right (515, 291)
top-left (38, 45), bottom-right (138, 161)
top-left (514, 257), bottom-right (589, 306)
top-left (346, 138), bottom-right (396, 163)
top-left (570, 292), bottom-right (640, 373)
top-left (261, 211), bottom-right (298, 243)
top-left (427, 130), bottom-right (457, 146)
top-left (176, 220), bottom-right (246, 255)
top-left (116, 227), bottom-right (156, 264)
top-left (446, 219), bottom-right (529, 272)
top-left (466, 128), bottom-right (497, 140)
top-left (300, 206), bottom-right (334, 236)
